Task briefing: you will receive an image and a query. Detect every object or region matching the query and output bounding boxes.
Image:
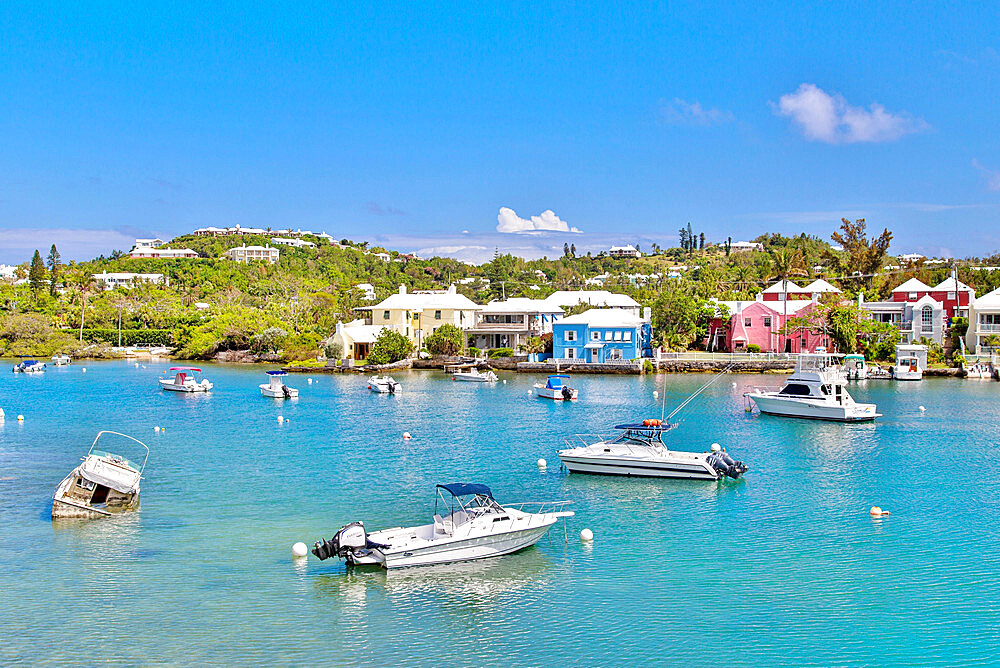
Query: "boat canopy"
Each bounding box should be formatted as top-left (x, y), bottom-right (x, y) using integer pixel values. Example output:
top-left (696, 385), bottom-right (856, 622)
top-left (844, 354), bottom-right (865, 361)
top-left (436, 483), bottom-right (493, 498)
top-left (169, 366), bottom-right (202, 372)
top-left (266, 370), bottom-right (287, 376)
top-left (614, 423), bottom-right (675, 432)
top-left (545, 375), bottom-right (570, 389)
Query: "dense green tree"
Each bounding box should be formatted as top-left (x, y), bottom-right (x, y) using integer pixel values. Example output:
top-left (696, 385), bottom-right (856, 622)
top-left (424, 323), bottom-right (465, 356)
top-left (28, 250), bottom-right (45, 295)
top-left (367, 329), bottom-right (413, 365)
top-left (650, 286), bottom-right (716, 350)
top-left (47, 244), bottom-right (61, 297)
top-left (830, 218), bottom-right (893, 284)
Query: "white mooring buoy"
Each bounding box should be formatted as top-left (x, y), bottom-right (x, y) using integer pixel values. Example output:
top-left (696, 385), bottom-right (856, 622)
top-left (308, 378), bottom-right (313, 384)
top-left (292, 542), bottom-right (308, 558)
top-left (403, 432), bottom-right (412, 440)
top-left (277, 415), bottom-right (284, 423)
top-left (82, 368), bottom-right (87, 373)
top-left (154, 426), bottom-right (161, 432)
top-left (580, 528), bottom-right (594, 542)
top-left (919, 405), bottom-right (926, 412)
top-left (652, 390), bottom-right (659, 399)
top-left (537, 458), bottom-right (547, 469)
top-left (17, 414), bottom-right (25, 422)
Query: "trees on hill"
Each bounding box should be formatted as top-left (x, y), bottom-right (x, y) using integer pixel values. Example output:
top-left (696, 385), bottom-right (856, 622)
top-left (367, 329), bottom-right (413, 365)
top-left (425, 323), bottom-right (464, 356)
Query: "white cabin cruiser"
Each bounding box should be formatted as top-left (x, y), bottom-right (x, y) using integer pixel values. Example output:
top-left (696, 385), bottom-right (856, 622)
top-left (52, 431), bottom-right (148, 519)
top-left (159, 366), bottom-right (213, 392)
top-left (558, 422), bottom-right (747, 480)
top-left (534, 374), bottom-right (578, 401)
top-left (368, 376), bottom-right (400, 393)
top-left (312, 483), bottom-right (573, 569)
top-left (51, 354), bottom-right (72, 366)
top-left (12, 359), bottom-right (46, 373)
top-left (452, 368), bottom-right (498, 382)
top-left (893, 356), bottom-right (923, 381)
top-left (843, 354), bottom-right (868, 380)
top-left (260, 370), bottom-right (298, 398)
top-left (746, 353), bottom-right (880, 422)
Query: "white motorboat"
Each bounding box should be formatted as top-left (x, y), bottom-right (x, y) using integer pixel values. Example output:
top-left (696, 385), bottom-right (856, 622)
top-left (558, 423), bottom-right (747, 480)
top-left (843, 354), bottom-right (868, 380)
top-left (867, 365), bottom-right (892, 380)
top-left (12, 359), bottom-right (46, 373)
top-left (452, 368), bottom-right (498, 383)
top-left (746, 353), bottom-right (881, 422)
top-left (966, 362), bottom-right (992, 380)
top-left (534, 374), bottom-right (578, 401)
top-left (312, 483), bottom-right (573, 569)
top-left (368, 376), bottom-right (400, 393)
top-left (51, 354), bottom-right (72, 366)
top-left (52, 431), bottom-right (148, 519)
top-left (893, 356), bottom-right (923, 381)
top-left (260, 370), bottom-right (299, 398)
top-left (159, 366), bottom-right (213, 392)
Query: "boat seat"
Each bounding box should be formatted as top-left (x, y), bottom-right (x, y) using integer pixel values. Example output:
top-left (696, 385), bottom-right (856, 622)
top-left (433, 510), bottom-right (469, 534)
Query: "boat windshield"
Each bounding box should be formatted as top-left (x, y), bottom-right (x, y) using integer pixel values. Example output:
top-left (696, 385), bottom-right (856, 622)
top-left (609, 424), bottom-right (674, 445)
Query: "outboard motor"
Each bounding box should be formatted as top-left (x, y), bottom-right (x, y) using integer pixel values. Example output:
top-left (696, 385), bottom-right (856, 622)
top-left (388, 380), bottom-right (397, 394)
top-left (706, 446), bottom-right (748, 479)
top-left (561, 385), bottom-right (573, 400)
top-left (313, 521), bottom-right (367, 561)
top-left (282, 385), bottom-right (291, 399)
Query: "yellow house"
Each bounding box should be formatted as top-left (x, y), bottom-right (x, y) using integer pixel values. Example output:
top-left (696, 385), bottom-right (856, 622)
top-left (362, 285), bottom-right (481, 350)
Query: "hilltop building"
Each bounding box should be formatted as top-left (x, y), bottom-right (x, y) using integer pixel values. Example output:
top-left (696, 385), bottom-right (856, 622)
top-left (222, 245), bottom-right (280, 264)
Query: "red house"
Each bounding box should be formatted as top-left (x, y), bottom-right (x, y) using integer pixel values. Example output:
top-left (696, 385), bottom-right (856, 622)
top-left (891, 276), bottom-right (974, 320)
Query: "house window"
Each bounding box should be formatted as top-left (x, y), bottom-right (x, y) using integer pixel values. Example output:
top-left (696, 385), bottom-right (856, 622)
top-left (921, 305), bottom-right (933, 332)
top-left (908, 292), bottom-right (917, 300)
top-left (608, 348), bottom-right (623, 361)
top-left (614, 331), bottom-right (623, 341)
top-left (383, 311), bottom-right (390, 320)
top-left (566, 347), bottom-right (576, 359)
top-left (624, 331), bottom-right (632, 342)
top-left (591, 330), bottom-right (601, 341)
top-left (947, 292), bottom-right (955, 300)
top-left (763, 316), bottom-right (772, 328)
top-left (435, 310), bottom-right (442, 320)
top-left (745, 317), bottom-right (752, 327)
top-left (565, 330), bottom-right (577, 342)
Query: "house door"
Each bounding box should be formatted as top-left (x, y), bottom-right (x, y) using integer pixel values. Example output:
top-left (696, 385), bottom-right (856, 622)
top-left (590, 347), bottom-right (600, 362)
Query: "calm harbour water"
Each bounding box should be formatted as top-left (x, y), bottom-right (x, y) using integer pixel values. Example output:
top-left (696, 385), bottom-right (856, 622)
top-left (1, 360), bottom-right (999, 665)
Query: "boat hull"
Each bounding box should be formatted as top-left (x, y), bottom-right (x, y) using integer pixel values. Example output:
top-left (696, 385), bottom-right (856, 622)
top-left (534, 386), bottom-right (578, 400)
top-left (453, 373), bottom-right (496, 382)
top-left (159, 380), bottom-right (212, 392)
top-left (749, 393), bottom-right (880, 422)
top-left (260, 385), bottom-right (298, 398)
top-left (374, 522), bottom-right (556, 569)
top-left (558, 454), bottom-right (719, 479)
top-left (51, 471), bottom-right (140, 519)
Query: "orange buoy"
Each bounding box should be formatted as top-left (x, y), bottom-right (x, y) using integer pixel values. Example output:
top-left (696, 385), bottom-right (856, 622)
top-left (643, 419), bottom-right (651, 427)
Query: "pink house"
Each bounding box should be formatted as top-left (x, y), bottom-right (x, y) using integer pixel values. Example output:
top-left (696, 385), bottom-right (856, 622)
top-left (706, 298), bottom-right (833, 353)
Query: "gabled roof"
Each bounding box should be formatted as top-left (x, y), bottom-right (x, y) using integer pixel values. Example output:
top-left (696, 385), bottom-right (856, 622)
top-left (480, 298), bottom-right (563, 314)
top-left (973, 287), bottom-right (1000, 310)
top-left (783, 300), bottom-right (819, 314)
top-left (762, 280), bottom-right (803, 293)
top-left (368, 285), bottom-right (481, 311)
top-left (543, 290), bottom-right (640, 309)
top-left (933, 277), bottom-right (974, 293)
top-left (557, 308), bottom-right (646, 327)
top-left (892, 277), bottom-right (932, 293)
top-left (801, 279), bottom-right (841, 293)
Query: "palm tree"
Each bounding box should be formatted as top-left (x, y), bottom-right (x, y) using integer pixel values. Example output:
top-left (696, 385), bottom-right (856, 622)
top-left (767, 248), bottom-right (807, 353)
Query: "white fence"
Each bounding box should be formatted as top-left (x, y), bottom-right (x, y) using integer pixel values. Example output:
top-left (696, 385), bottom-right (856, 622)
top-left (654, 351), bottom-right (799, 363)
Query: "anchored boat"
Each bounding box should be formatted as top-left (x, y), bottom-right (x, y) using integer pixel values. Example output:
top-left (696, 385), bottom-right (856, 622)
top-left (312, 483), bottom-right (573, 569)
top-left (159, 366), bottom-right (213, 392)
top-left (51, 354), bottom-right (72, 366)
top-left (746, 353), bottom-right (880, 422)
top-left (52, 431), bottom-right (148, 519)
top-left (12, 359), bottom-right (46, 373)
top-left (453, 368), bottom-right (498, 382)
top-left (534, 374), bottom-right (578, 400)
top-left (260, 370), bottom-right (298, 398)
top-left (843, 354), bottom-right (869, 380)
top-left (368, 376), bottom-right (400, 393)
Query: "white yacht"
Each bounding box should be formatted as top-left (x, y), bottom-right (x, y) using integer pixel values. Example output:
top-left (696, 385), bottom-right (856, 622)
top-left (368, 376), bottom-right (400, 393)
top-left (52, 431), bottom-right (148, 519)
top-left (534, 374), bottom-right (578, 401)
top-left (842, 354), bottom-right (868, 380)
top-left (746, 353), bottom-right (880, 422)
top-left (558, 423), bottom-right (747, 480)
top-left (260, 370), bottom-right (299, 398)
top-left (12, 359), bottom-right (46, 373)
top-left (311, 484), bottom-right (573, 569)
top-left (159, 366), bottom-right (213, 392)
top-left (51, 354), bottom-right (72, 366)
top-left (893, 355), bottom-right (923, 381)
top-left (452, 368), bottom-right (498, 382)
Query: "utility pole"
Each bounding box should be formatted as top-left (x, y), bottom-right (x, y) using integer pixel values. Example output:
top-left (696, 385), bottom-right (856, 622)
top-left (117, 303), bottom-right (123, 347)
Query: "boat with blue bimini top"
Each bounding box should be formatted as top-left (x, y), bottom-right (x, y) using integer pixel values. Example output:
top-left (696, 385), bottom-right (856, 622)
top-left (311, 483), bottom-right (574, 569)
top-left (260, 370), bottom-right (298, 398)
top-left (534, 374), bottom-right (578, 400)
top-left (12, 359), bottom-right (46, 373)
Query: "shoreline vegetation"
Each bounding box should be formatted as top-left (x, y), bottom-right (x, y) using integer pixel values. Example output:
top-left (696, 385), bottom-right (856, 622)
top-left (3, 220), bottom-right (999, 370)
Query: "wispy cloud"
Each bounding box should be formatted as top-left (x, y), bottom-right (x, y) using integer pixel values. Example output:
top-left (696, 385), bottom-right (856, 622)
top-left (496, 207), bottom-right (582, 234)
top-left (972, 159), bottom-right (1000, 191)
top-left (937, 47), bottom-right (1000, 68)
top-left (146, 176), bottom-right (183, 189)
top-left (773, 83), bottom-right (928, 144)
top-left (365, 201), bottom-right (406, 216)
top-left (658, 98), bottom-right (735, 126)
top-left (0, 227), bottom-right (136, 264)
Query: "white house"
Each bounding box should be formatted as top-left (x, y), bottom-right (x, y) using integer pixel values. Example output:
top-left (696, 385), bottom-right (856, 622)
top-left (129, 247), bottom-right (199, 259)
top-left (541, 290), bottom-right (641, 316)
top-left (327, 320), bottom-right (387, 361)
top-left (967, 287), bottom-right (1000, 354)
top-left (361, 284), bottom-right (481, 350)
top-left (608, 244), bottom-right (641, 258)
top-left (0, 264), bottom-right (19, 281)
top-left (899, 253), bottom-right (926, 264)
top-left (354, 283), bottom-right (377, 301)
top-left (373, 252), bottom-right (391, 262)
top-left (729, 241), bottom-right (764, 252)
top-left (585, 273), bottom-right (610, 287)
top-left (466, 298), bottom-right (563, 351)
top-left (92, 272), bottom-right (166, 290)
top-left (133, 238), bottom-right (164, 250)
top-left (222, 245), bottom-right (280, 264)
top-left (270, 237), bottom-right (315, 248)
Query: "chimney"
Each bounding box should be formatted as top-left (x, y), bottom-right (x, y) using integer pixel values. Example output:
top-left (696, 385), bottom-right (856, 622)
top-left (858, 293), bottom-right (864, 307)
top-left (642, 306), bottom-right (651, 322)
top-left (335, 322), bottom-right (343, 334)
top-left (448, 284), bottom-right (456, 295)
top-left (399, 285), bottom-right (407, 295)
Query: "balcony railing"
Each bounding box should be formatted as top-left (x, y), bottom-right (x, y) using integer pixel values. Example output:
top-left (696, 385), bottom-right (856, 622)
top-left (977, 323), bottom-right (1000, 333)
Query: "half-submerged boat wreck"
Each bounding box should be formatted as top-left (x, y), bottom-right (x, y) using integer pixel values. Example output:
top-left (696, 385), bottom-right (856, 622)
top-left (52, 431), bottom-right (148, 519)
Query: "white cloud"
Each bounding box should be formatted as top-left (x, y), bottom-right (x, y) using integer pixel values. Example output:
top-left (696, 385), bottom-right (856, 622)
top-left (415, 245), bottom-right (488, 256)
top-left (774, 83), bottom-right (927, 144)
top-left (496, 207), bottom-right (582, 234)
top-left (659, 98), bottom-right (735, 125)
top-left (972, 159), bottom-right (1000, 191)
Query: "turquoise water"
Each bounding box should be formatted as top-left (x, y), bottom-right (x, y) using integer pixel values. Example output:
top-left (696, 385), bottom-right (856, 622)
top-left (2, 361), bottom-right (999, 665)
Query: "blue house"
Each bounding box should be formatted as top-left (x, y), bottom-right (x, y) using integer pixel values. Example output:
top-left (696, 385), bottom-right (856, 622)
top-left (552, 309), bottom-right (652, 362)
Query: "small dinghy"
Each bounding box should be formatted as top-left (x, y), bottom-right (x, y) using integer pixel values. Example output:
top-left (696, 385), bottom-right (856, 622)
top-left (534, 374), bottom-right (577, 400)
top-left (453, 368), bottom-right (498, 383)
top-left (260, 370), bottom-right (298, 398)
top-left (12, 359), bottom-right (46, 373)
top-left (312, 483), bottom-right (573, 569)
top-left (368, 376), bottom-right (400, 393)
top-left (159, 366), bottom-right (213, 392)
top-left (52, 431), bottom-right (148, 519)
top-left (51, 354), bottom-right (72, 366)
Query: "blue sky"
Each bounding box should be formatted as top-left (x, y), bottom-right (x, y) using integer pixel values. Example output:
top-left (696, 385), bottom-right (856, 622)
top-left (1, 1), bottom-right (999, 264)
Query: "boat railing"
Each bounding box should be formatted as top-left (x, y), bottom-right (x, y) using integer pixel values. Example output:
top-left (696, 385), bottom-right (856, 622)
top-left (564, 434), bottom-right (664, 457)
top-left (564, 434), bottom-right (613, 449)
top-left (501, 500), bottom-right (572, 515)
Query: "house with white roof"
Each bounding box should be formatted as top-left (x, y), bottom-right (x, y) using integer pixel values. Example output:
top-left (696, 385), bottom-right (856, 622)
top-left (466, 298), bottom-right (563, 351)
top-left (706, 297), bottom-right (831, 353)
top-left (729, 241), bottom-right (764, 252)
top-left (222, 245), bottom-right (280, 264)
top-left (361, 284), bottom-right (481, 350)
top-left (553, 309), bottom-right (652, 362)
top-left (373, 252), bottom-right (391, 262)
top-left (92, 272), bottom-right (166, 290)
top-left (899, 253), bottom-right (926, 264)
top-left (0, 264), bottom-right (19, 281)
top-left (608, 244), bottom-right (641, 258)
top-left (967, 287), bottom-right (1000, 354)
top-left (133, 238), bottom-right (164, 250)
top-left (129, 247), bottom-right (199, 259)
top-left (585, 273), bottom-right (610, 287)
top-left (354, 283), bottom-right (377, 301)
top-left (327, 320), bottom-right (387, 361)
top-left (542, 290), bottom-right (641, 316)
top-left (861, 274), bottom-right (974, 345)
top-left (270, 237), bottom-right (315, 249)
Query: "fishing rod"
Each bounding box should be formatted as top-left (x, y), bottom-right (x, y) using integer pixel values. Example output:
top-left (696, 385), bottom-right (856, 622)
top-left (661, 362), bottom-right (737, 423)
